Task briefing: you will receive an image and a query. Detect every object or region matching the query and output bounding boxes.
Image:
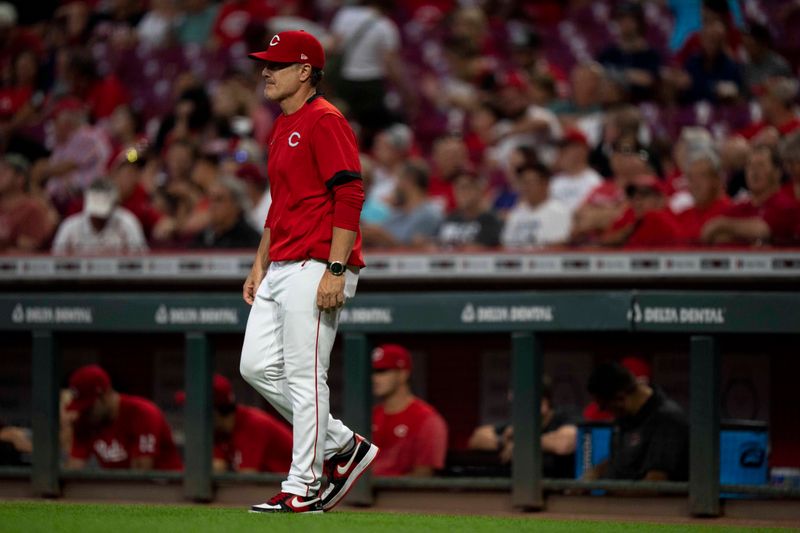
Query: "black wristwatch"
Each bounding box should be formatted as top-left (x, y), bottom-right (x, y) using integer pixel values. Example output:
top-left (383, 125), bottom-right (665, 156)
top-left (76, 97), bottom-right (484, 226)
top-left (327, 261), bottom-right (345, 276)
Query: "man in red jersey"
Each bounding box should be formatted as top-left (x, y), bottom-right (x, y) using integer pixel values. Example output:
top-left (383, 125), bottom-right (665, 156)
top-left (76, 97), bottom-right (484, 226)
top-left (240, 30), bottom-right (377, 514)
top-left (175, 374), bottom-right (293, 473)
top-left (65, 365), bottom-right (182, 471)
top-left (702, 144), bottom-right (800, 245)
top-left (370, 344), bottom-right (448, 477)
top-left (674, 148), bottom-right (731, 244)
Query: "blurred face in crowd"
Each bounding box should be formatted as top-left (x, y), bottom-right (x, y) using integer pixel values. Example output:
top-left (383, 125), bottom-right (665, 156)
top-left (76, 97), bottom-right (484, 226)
top-left (614, 13), bottom-right (641, 41)
top-left (14, 50), bottom-right (37, 86)
top-left (165, 143), bottom-right (195, 181)
top-left (110, 106), bottom-right (137, 140)
top-left (80, 392), bottom-right (114, 427)
top-left (745, 147), bottom-right (782, 196)
top-left (208, 181), bottom-right (241, 231)
top-left (686, 158), bottom-right (722, 208)
top-left (498, 85), bottom-right (529, 118)
top-left (372, 131), bottom-right (406, 168)
top-left (0, 162), bottom-right (23, 196)
top-left (469, 106), bottom-right (497, 140)
top-left (372, 368), bottom-right (408, 400)
top-left (53, 110), bottom-right (82, 143)
top-left (191, 157), bottom-right (219, 191)
top-left (558, 142), bottom-right (589, 174)
top-left (261, 62), bottom-right (311, 103)
top-left (111, 163), bottom-right (140, 201)
top-left (518, 167), bottom-right (549, 207)
top-left (453, 172), bottom-right (485, 213)
top-left (432, 137), bottom-right (468, 179)
top-left (570, 64), bottom-right (601, 109)
top-left (610, 137), bottom-right (650, 183)
top-left (700, 9), bottom-right (725, 55)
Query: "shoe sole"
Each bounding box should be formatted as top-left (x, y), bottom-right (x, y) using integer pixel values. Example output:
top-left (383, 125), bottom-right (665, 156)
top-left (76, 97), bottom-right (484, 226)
top-left (248, 509), bottom-right (323, 515)
top-left (322, 443), bottom-right (379, 512)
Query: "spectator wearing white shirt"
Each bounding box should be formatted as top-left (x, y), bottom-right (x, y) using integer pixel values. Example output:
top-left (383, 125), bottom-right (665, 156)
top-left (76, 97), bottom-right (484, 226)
top-left (52, 179), bottom-right (147, 255)
top-left (502, 162), bottom-right (571, 248)
top-left (329, 0), bottom-right (416, 147)
top-left (550, 129), bottom-right (603, 215)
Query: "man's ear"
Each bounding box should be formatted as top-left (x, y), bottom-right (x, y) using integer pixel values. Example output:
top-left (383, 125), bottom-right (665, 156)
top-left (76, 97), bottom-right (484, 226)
top-left (298, 64), bottom-right (312, 83)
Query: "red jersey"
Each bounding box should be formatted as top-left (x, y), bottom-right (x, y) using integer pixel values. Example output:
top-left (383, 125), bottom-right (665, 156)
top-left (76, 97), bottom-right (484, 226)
top-left (624, 210), bottom-right (682, 248)
top-left (213, 405), bottom-right (293, 472)
top-left (780, 182), bottom-right (799, 202)
top-left (371, 398), bottom-right (448, 476)
top-left (738, 117), bottom-right (800, 141)
top-left (674, 196), bottom-right (732, 244)
top-left (723, 191), bottom-right (800, 244)
top-left (582, 181), bottom-right (625, 209)
top-left (265, 95), bottom-right (365, 267)
top-left (70, 394), bottom-right (182, 470)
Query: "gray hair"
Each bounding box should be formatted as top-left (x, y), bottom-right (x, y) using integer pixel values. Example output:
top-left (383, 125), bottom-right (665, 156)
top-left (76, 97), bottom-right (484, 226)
top-left (687, 146), bottom-right (722, 174)
top-left (217, 176), bottom-right (251, 213)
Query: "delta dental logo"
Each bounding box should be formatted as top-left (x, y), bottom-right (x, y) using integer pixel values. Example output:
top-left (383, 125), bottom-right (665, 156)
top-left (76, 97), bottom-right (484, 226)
top-left (460, 303), bottom-right (554, 324)
top-left (629, 303), bottom-right (726, 325)
top-left (11, 303), bottom-right (93, 324)
top-left (155, 305), bottom-right (239, 325)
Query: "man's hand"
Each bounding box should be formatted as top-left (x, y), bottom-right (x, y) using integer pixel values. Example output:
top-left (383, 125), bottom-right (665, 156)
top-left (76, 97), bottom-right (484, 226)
top-left (316, 270), bottom-right (346, 312)
top-left (243, 264), bottom-right (266, 305)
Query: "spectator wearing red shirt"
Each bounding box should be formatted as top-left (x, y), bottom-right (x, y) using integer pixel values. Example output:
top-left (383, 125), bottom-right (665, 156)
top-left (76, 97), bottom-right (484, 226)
top-left (780, 132), bottom-right (800, 202)
top-left (602, 175), bottom-right (682, 248)
top-left (674, 148), bottom-right (732, 244)
top-left (702, 145), bottom-right (800, 245)
top-left (572, 135), bottom-right (655, 243)
top-left (64, 49), bottom-right (130, 121)
top-left (0, 154), bottom-right (56, 253)
top-left (65, 365), bottom-right (182, 471)
top-left (371, 344), bottom-right (448, 477)
top-left (176, 374), bottom-right (293, 473)
top-left (110, 147), bottom-right (164, 239)
top-left (738, 78), bottom-right (800, 144)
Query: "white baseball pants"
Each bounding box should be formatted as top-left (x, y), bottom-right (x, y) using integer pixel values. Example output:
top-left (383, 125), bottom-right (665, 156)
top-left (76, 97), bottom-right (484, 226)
top-left (240, 260), bottom-right (357, 496)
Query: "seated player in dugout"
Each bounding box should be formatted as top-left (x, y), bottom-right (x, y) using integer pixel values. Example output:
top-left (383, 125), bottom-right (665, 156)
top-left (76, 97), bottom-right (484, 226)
top-left (64, 365), bottom-right (183, 471)
top-left (467, 375), bottom-right (578, 478)
top-left (371, 344), bottom-right (448, 476)
top-left (583, 361), bottom-right (689, 482)
top-left (175, 374), bottom-right (293, 473)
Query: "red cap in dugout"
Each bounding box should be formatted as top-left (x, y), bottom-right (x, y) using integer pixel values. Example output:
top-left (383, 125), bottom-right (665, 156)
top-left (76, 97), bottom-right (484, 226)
top-left (249, 30), bottom-right (325, 69)
top-left (175, 374), bottom-right (236, 408)
top-left (372, 344), bottom-right (413, 371)
top-left (67, 364), bottom-right (111, 412)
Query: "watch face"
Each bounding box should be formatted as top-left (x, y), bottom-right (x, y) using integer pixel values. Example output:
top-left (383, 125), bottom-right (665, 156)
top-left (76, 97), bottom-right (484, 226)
top-left (329, 262), bottom-right (345, 275)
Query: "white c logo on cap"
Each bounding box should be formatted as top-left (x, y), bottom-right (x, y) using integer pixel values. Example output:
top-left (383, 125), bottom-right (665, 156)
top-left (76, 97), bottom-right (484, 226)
top-left (270, 35), bottom-right (280, 46)
top-left (288, 132), bottom-right (301, 147)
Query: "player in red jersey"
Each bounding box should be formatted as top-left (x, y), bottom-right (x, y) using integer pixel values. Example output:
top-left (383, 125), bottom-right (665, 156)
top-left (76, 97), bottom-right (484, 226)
top-left (370, 344), bottom-right (448, 476)
top-left (175, 374), bottom-right (293, 473)
top-left (240, 30), bottom-right (378, 514)
top-left (65, 365), bottom-right (182, 471)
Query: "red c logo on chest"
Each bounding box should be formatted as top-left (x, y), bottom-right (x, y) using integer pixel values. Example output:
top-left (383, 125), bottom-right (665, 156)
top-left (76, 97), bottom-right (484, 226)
top-left (288, 132), bottom-right (301, 147)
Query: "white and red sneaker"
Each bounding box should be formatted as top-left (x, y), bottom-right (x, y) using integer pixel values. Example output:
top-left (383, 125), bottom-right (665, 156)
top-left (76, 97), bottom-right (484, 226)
top-left (320, 434), bottom-right (379, 512)
top-left (250, 491), bottom-right (323, 514)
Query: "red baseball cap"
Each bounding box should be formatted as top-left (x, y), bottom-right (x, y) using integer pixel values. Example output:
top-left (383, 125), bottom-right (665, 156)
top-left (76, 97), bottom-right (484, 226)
top-left (372, 344), bottom-right (413, 371)
top-left (50, 96), bottom-right (86, 119)
top-left (560, 128), bottom-right (589, 147)
top-left (249, 30), bottom-right (325, 69)
top-left (67, 365), bottom-right (111, 412)
top-left (174, 374), bottom-right (236, 408)
top-left (620, 356), bottom-right (652, 380)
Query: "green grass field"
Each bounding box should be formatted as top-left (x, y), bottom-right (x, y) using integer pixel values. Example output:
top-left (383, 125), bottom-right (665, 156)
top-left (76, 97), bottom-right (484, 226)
top-left (0, 502), bottom-right (796, 533)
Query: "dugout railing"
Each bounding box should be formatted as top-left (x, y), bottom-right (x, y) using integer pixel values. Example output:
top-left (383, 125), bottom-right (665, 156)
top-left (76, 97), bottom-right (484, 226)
top-left (2, 290), bottom-right (800, 516)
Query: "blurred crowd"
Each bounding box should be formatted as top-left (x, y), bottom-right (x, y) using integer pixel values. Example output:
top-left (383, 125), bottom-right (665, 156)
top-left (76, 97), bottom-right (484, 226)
top-left (1, 0), bottom-right (800, 255)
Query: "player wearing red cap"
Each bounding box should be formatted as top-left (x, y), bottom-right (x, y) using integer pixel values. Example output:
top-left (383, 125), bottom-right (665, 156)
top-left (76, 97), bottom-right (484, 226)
top-left (175, 374), bottom-right (293, 473)
top-left (370, 344), bottom-right (448, 476)
top-left (240, 30), bottom-right (378, 514)
top-left (65, 365), bottom-right (182, 471)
